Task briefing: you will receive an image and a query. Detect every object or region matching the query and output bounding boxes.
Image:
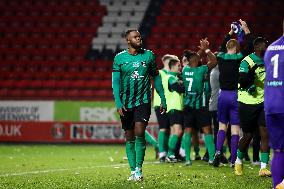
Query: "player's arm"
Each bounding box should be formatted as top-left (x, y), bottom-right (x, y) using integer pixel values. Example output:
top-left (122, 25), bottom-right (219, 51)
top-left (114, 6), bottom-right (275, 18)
top-left (168, 77), bottom-right (185, 93)
top-left (239, 19), bottom-right (254, 57)
top-left (199, 38), bottom-right (217, 71)
top-left (112, 56), bottom-right (125, 116)
top-left (149, 53), bottom-right (167, 111)
top-left (239, 58), bottom-right (255, 94)
top-left (219, 28), bottom-right (234, 53)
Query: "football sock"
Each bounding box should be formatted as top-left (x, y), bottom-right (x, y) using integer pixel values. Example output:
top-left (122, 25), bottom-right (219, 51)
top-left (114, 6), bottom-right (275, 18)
top-left (216, 130), bottom-right (226, 152)
top-left (158, 130), bottom-right (167, 154)
top-left (167, 134), bottom-right (178, 157)
top-left (236, 149), bottom-right (244, 164)
top-left (204, 134), bottom-right (215, 161)
top-left (164, 132), bottom-right (169, 152)
top-left (260, 152), bottom-right (269, 169)
top-left (271, 151), bottom-right (284, 188)
top-left (230, 135), bottom-right (239, 164)
top-left (145, 130), bottom-right (158, 148)
top-left (223, 146), bottom-right (227, 154)
top-left (126, 140), bottom-right (136, 171)
top-left (135, 136), bottom-right (146, 168)
top-left (183, 133), bottom-right (192, 161)
top-left (194, 145), bottom-right (200, 156)
top-left (181, 134), bottom-right (185, 149)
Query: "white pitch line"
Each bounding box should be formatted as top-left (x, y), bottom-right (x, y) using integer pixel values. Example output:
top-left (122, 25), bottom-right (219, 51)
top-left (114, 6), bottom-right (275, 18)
top-left (0, 161), bottom-right (159, 177)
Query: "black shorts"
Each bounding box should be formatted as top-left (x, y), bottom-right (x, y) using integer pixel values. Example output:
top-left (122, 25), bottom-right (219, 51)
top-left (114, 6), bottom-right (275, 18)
top-left (184, 106), bottom-right (211, 128)
top-left (238, 102), bottom-right (266, 133)
top-left (167, 110), bottom-right (184, 126)
top-left (154, 107), bottom-right (170, 129)
top-left (120, 103), bottom-right (151, 130)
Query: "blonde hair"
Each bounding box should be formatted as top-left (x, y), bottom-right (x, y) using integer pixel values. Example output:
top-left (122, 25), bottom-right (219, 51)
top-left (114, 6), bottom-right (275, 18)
top-left (161, 54), bottom-right (179, 62)
top-left (226, 39), bottom-right (240, 52)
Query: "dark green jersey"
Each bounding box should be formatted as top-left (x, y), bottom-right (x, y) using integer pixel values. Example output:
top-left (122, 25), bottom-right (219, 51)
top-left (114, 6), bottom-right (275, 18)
top-left (112, 49), bottom-right (158, 109)
top-left (182, 65), bottom-right (209, 109)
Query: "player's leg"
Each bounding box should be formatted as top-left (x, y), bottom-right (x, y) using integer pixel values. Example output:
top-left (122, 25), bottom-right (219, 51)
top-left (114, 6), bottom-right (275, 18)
top-left (229, 94), bottom-right (241, 166)
top-left (230, 124), bottom-right (240, 166)
top-left (252, 129), bottom-right (261, 165)
top-left (192, 127), bottom-right (201, 160)
top-left (166, 110), bottom-right (183, 162)
top-left (121, 109), bottom-right (136, 180)
top-left (133, 103), bottom-right (151, 180)
top-left (214, 91), bottom-right (230, 166)
top-left (266, 113), bottom-right (284, 188)
top-left (198, 109), bottom-right (215, 165)
top-left (183, 127), bottom-right (192, 166)
top-left (235, 102), bottom-right (254, 175)
top-left (155, 107), bottom-right (170, 162)
top-left (144, 130), bottom-right (159, 158)
top-left (258, 108), bottom-right (271, 176)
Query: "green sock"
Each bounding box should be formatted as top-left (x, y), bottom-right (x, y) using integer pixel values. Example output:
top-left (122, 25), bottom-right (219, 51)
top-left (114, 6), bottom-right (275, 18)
top-left (126, 140), bottom-right (136, 171)
top-left (183, 133), bottom-right (192, 161)
top-left (145, 130), bottom-right (158, 148)
top-left (222, 146), bottom-right (227, 154)
top-left (204, 134), bottom-right (215, 161)
top-left (135, 136), bottom-right (146, 168)
top-left (194, 145), bottom-right (200, 156)
top-left (260, 152), bottom-right (269, 164)
top-left (158, 131), bottom-right (166, 153)
top-left (168, 134), bottom-right (178, 157)
top-left (237, 149), bottom-right (244, 159)
top-left (164, 132), bottom-right (169, 152)
top-left (181, 134), bottom-right (185, 149)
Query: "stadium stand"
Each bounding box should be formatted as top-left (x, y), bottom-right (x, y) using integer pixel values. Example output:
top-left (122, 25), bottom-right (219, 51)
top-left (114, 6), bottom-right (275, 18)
top-left (0, 0), bottom-right (283, 100)
top-left (0, 0), bottom-right (113, 100)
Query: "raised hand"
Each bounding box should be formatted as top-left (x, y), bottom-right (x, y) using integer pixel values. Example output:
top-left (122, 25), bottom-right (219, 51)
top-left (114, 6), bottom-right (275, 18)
top-left (199, 38), bottom-right (210, 51)
top-left (239, 19), bottom-right (250, 34)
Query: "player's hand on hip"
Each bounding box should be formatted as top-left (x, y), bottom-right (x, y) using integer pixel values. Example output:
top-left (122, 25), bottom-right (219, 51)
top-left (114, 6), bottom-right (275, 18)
top-left (117, 107), bottom-right (127, 117)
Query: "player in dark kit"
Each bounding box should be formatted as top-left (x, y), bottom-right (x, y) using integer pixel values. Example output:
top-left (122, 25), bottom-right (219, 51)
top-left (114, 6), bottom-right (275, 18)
top-left (264, 19), bottom-right (284, 189)
top-left (112, 29), bottom-right (166, 181)
top-left (234, 37), bottom-right (271, 177)
top-left (181, 38), bottom-right (217, 166)
top-left (213, 19), bottom-right (254, 167)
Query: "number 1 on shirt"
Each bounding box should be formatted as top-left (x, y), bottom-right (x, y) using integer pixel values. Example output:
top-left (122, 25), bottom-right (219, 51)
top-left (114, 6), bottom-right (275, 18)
top-left (271, 54), bottom-right (279, 79)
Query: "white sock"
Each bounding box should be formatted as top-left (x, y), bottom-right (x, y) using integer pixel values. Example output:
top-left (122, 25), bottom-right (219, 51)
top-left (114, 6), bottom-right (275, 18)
top-left (159, 151), bottom-right (167, 158)
top-left (235, 157), bottom-right (242, 164)
top-left (260, 162), bottom-right (267, 169)
top-left (179, 148), bottom-right (185, 157)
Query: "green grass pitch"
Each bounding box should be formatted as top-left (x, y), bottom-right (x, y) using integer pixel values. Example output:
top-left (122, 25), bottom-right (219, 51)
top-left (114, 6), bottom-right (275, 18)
top-left (0, 144), bottom-right (272, 189)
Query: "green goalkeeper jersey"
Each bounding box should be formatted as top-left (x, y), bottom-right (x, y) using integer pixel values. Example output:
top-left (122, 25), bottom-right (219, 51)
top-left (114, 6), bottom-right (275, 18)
top-left (182, 65), bottom-right (209, 109)
top-left (112, 49), bottom-right (158, 109)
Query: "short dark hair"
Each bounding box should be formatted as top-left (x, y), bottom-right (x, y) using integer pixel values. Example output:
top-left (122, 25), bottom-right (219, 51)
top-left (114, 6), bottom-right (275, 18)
top-left (183, 50), bottom-right (197, 61)
top-left (253, 37), bottom-right (267, 50)
top-left (169, 59), bottom-right (179, 70)
top-left (124, 29), bottom-right (138, 38)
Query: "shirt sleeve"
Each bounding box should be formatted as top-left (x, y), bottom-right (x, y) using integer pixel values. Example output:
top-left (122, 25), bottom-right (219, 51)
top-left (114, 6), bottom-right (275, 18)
top-left (168, 75), bottom-right (177, 85)
top-left (112, 55), bottom-right (123, 108)
top-left (113, 55), bottom-right (120, 72)
top-left (239, 60), bottom-right (249, 73)
top-left (149, 52), bottom-right (159, 77)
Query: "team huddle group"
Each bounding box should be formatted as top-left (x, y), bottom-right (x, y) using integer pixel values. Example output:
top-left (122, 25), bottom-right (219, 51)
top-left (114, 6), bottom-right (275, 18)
top-left (112, 18), bottom-right (284, 189)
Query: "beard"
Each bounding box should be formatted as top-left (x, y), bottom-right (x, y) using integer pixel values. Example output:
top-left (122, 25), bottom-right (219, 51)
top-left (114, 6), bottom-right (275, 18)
top-left (130, 40), bottom-right (142, 49)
